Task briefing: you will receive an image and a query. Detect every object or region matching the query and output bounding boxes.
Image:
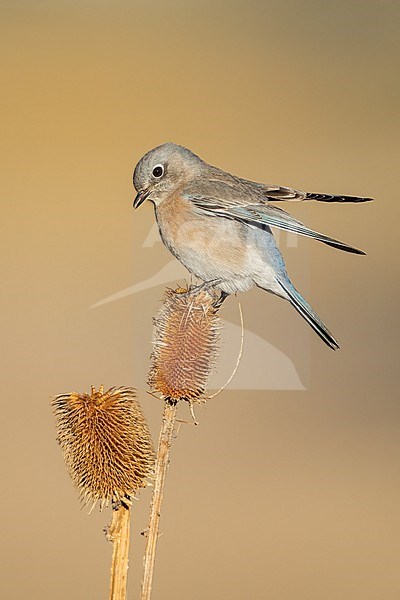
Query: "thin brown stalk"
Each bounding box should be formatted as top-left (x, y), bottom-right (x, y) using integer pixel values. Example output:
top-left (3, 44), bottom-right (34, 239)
top-left (141, 287), bottom-right (222, 598)
top-left (107, 506), bottom-right (131, 600)
top-left (141, 398), bottom-right (178, 600)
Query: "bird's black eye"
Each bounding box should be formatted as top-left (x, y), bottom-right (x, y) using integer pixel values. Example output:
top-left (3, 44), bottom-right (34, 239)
top-left (152, 164), bottom-right (164, 178)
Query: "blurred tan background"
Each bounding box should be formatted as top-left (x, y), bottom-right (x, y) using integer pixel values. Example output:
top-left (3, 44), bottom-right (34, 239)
top-left (1, 1), bottom-right (399, 598)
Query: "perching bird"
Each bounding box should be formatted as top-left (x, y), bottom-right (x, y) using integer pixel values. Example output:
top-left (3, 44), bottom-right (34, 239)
top-left (133, 143), bottom-right (371, 350)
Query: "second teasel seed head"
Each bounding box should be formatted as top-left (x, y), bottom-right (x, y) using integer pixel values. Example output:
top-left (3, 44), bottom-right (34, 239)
top-left (52, 385), bottom-right (155, 510)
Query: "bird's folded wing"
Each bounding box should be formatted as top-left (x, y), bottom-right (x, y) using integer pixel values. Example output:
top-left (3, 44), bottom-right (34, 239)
top-left (184, 188), bottom-right (365, 255)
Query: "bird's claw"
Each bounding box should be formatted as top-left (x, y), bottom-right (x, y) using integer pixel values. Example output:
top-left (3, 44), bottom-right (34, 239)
top-left (213, 290), bottom-right (229, 309)
top-left (175, 279), bottom-right (223, 299)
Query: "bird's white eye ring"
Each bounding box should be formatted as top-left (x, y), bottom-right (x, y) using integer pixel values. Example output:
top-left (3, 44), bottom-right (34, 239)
top-left (152, 164), bottom-right (164, 178)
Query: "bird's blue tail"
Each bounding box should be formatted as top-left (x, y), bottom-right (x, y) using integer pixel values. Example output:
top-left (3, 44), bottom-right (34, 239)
top-left (277, 278), bottom-right (340, 350)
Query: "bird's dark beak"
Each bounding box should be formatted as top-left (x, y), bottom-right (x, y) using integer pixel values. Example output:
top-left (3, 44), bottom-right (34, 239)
top-left (133, 188), bottom-right (150, 209)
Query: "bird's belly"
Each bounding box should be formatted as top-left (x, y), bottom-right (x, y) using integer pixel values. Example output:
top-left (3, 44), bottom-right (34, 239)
top-left (157, 212), bottom-right (278, 294)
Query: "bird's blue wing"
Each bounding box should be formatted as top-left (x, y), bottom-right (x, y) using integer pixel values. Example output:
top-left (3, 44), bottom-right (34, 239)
top-left (183, 188), bottom-right (366, 255)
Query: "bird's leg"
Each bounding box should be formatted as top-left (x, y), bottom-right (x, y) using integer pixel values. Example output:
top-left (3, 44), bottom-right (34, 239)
top-left (189, 280), bottom-right (230, 309)
top-left (213, 290), bottom-right (230, 309)
top-left (188, 278), bottom-right (224, 295)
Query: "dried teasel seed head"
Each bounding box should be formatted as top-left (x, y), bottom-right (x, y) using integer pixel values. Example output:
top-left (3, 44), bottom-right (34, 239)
top-left (52, 386), bottom-right (155, 510)
top-left (148, 287), bottom-right (222, 402)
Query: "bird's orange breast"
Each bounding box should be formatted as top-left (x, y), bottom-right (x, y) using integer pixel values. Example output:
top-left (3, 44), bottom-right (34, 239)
top-left (155, 189), bottom-right (249, 274)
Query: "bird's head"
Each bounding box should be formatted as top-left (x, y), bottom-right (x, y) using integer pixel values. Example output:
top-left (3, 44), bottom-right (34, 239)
top-left (133, 142), bottom-right (202, 209)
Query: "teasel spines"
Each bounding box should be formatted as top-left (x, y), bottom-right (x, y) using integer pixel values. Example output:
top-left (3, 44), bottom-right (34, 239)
top-left (52, 385), bottom-right (155, 510)
top-left (148, 287), bottom-right (222, 402)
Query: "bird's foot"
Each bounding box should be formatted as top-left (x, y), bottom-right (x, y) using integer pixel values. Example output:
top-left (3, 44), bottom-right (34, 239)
top-left (213, 290), bottom-right (230, 310)
top-left (188, 279), bottom-right (224, 295)
top-left (176, 279), bottom-right (228, 307)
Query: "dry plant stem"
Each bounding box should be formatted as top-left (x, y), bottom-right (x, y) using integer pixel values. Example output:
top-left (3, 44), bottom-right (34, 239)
top-left (108, 506), bottom-right (131, 600)
top-left (141, 398), bottom-right (178, 600)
